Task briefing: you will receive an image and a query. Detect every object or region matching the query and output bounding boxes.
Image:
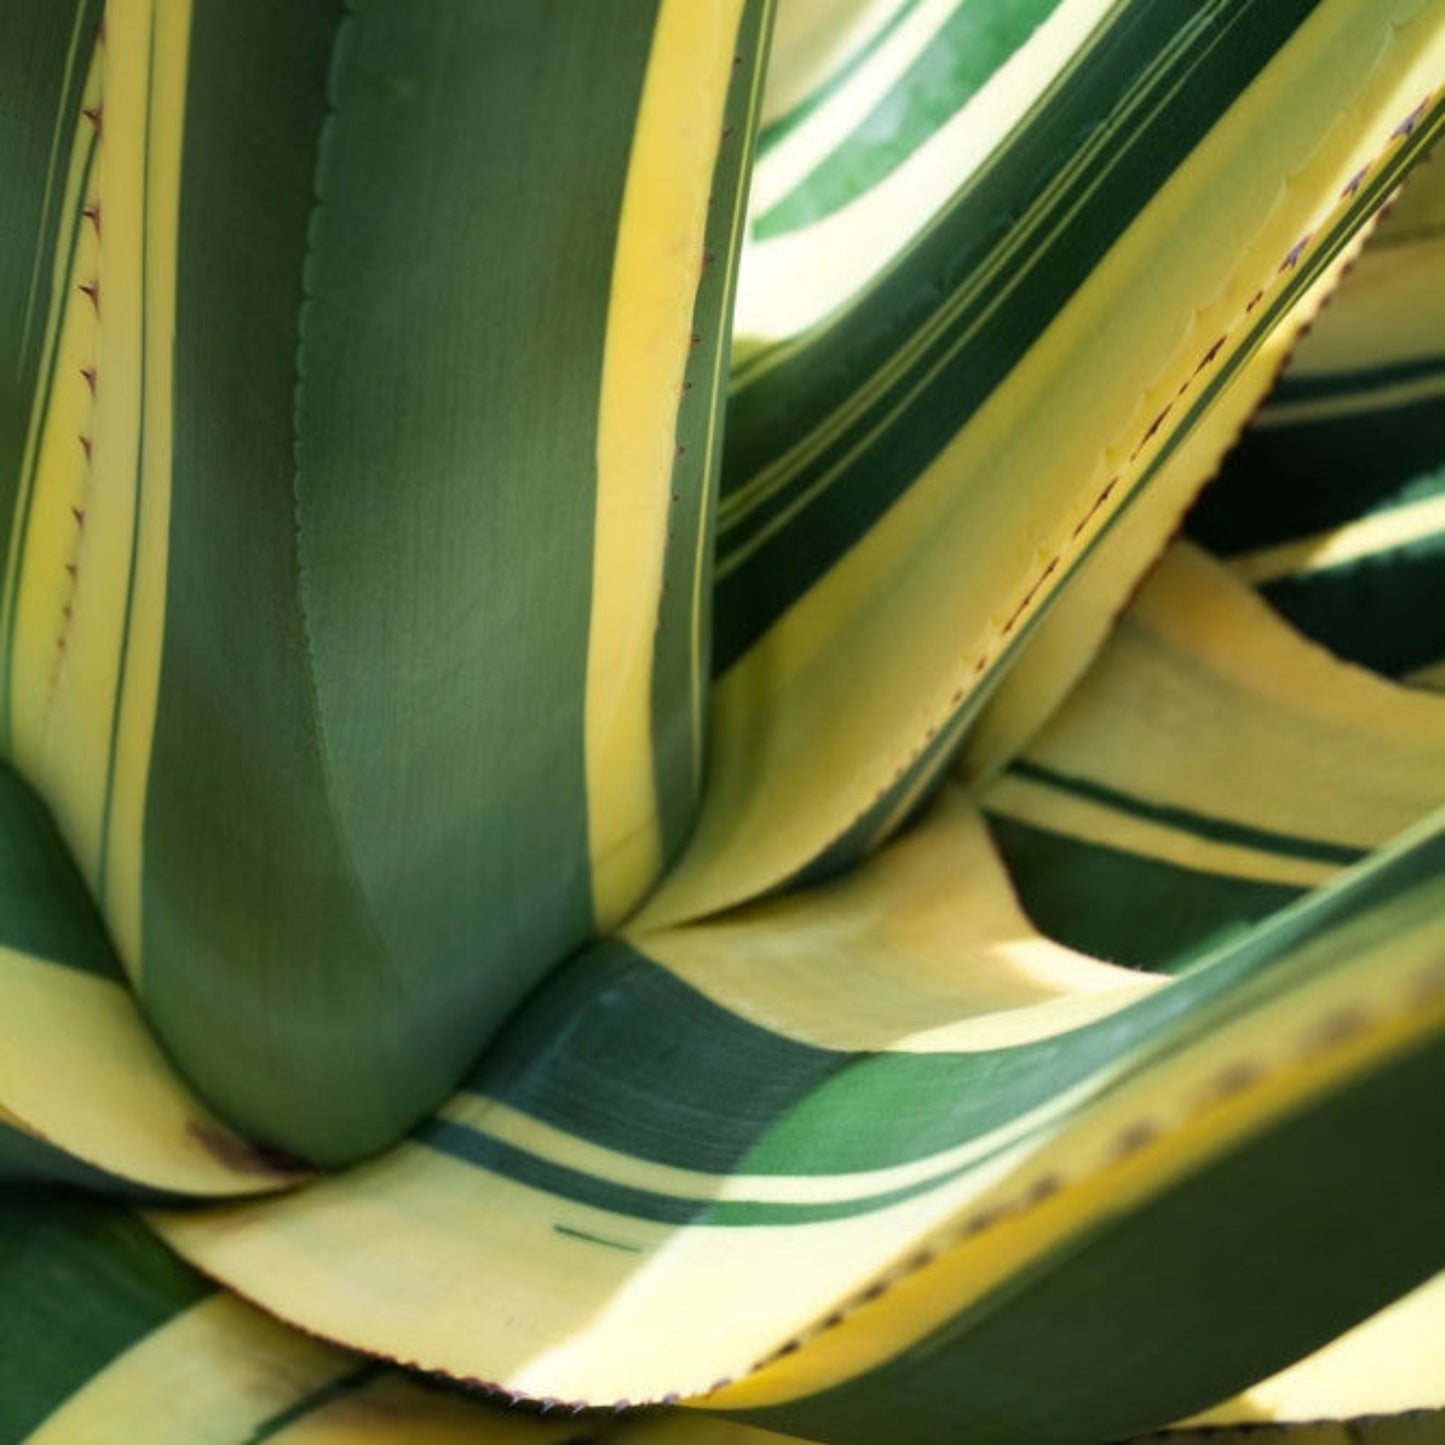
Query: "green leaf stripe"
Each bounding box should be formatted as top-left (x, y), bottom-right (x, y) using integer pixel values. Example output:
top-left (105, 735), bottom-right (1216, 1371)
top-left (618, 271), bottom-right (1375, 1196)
top-left (1188, 395), bottom-right (1445, 555)
top-left (753, 0), bottom-right (1063, 238)
top-left (1270, 352), bottom-right (1445, 402)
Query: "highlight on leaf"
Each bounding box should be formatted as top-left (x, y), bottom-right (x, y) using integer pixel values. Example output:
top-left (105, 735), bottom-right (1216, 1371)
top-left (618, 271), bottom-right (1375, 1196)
top-left (0, 0), bottom-right (1442, 1442)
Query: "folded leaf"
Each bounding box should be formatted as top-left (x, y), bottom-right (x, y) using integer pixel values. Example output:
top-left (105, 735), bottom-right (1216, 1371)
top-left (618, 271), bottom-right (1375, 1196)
top-left (0, 756), bottom-right (298, 1196)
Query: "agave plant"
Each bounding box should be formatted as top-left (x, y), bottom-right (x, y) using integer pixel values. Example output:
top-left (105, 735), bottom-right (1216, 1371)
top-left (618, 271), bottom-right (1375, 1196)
top-left (1, 0), bottom-right (1442, 1440)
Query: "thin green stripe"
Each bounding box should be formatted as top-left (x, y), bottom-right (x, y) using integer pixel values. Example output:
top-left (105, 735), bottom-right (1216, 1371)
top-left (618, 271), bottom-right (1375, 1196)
top-left (244, 1363), bottom-right (385, 1444)
top-left (1271, 353), bottom-right (1445, 403)
top-left (95, 13), bottom-right (157, 908)
top-left (418, 1115), bottom-right (972, 1227)
top-left (552, 1222), bottom-right (642, 1254)
top-left (649, 0), bottom-right (774, 870)
top-left (1009, 758), bottom-right (1366, 867)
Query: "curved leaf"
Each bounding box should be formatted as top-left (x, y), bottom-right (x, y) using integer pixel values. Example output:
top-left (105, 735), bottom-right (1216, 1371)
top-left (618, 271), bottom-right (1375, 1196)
top-left (639, 0), bottom-right (1445, 929)
top-left (152, 792), bottom-right (1444, 1437)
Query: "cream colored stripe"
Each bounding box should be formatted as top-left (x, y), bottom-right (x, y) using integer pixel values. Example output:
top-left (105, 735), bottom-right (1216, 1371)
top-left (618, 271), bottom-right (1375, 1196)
top-left (639, 788), bottom-right (1161, 1054)
top-left (0, 948), bottom-right (295, 1195)
top-left (439, 1060), bottom-right (1105, 1208)
top-left (750, 0), bottom-right (961, 214)
top-left (25, 1294), bottom-right (353, 1444)
top-left (586, 0), bottom-right (745, 929)
top-left (38, 1), bottom-right (151, 890)
top-left (12, 4), bottom-right (92, 373)
top-left (985, 772), bottom-right (1341, 889)
top-left (1008, 544), bottom-right (1445, 872)
top-left (651, 930), bottom-right (1159, 1054)
top-left (153, 1124), bottom-right (1034, 1408)
top-left (1231, 491), bottom-right (1445, 585)
top-left (437, 1095), bottom-right (740, 1201)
